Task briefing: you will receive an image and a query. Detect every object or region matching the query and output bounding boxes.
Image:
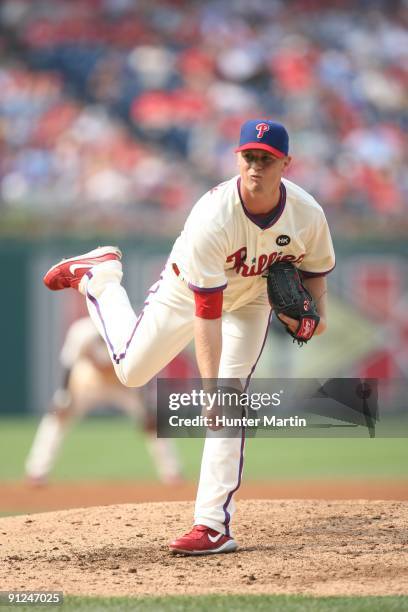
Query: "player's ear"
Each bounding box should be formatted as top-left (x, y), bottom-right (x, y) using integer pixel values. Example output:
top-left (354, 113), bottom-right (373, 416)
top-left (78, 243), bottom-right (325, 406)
top-left (283, 155), bottom-right (292, 171)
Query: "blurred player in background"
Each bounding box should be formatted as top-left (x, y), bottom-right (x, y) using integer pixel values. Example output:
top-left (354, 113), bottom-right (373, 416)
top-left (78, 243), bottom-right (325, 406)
top-left (25, 317), bottom-right (183, 486)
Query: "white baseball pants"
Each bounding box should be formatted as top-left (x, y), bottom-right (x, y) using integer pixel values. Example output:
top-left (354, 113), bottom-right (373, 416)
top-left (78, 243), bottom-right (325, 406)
top-left (85, 260), bottom-right (271, 535)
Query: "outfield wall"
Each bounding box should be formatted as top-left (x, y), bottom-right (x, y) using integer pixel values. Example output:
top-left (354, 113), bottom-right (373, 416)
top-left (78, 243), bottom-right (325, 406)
top-left (1, 238), bottom-right (408, 414)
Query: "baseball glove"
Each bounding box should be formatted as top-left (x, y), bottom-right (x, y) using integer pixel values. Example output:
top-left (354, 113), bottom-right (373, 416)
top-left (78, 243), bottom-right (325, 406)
top-left (266, 261), bottom-right (320, 346)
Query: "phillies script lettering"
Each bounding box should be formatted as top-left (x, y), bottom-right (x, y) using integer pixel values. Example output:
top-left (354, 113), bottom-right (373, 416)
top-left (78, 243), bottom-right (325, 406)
top-left (226, 247), bottom-right (305, 277)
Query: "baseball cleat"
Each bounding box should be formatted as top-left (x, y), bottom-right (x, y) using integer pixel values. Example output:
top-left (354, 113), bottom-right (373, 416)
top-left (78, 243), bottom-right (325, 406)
top-left (43, 246), bottom-right (122, 291)
top-left (161, 474), bottom-right (186, 486)
top-left (169, 525), bottom-right (237, 555)
top-left (25, 474), bottom-right (48, 488)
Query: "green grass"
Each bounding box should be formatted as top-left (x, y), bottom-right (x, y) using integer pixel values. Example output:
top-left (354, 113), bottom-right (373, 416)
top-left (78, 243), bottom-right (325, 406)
top-left (0, 416), bottom-right (407, 481)
top-left (2, 595), bottom-right (408, 612)
top-left (245, 437), bottom-right (408, 479)
top-left (0, 417), bottom-right (204, 481)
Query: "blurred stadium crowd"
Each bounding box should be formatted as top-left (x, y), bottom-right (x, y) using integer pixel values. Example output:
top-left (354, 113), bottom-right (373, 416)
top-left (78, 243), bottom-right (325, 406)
top-left (0, 0), bottom-right (406, 237)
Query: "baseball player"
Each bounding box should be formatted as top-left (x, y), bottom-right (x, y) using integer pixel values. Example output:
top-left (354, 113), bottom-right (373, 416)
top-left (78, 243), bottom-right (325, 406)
top-left (42, 120), bottom-right (335, 555)
top-left (25, 316), bottom-right (184, 486)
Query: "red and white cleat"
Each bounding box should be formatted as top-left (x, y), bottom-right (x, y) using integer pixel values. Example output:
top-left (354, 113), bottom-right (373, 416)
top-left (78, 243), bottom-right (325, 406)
top-left (43, 246), bottom-right (122, 291)
top-left (169, 525), bottom-right (237, 555)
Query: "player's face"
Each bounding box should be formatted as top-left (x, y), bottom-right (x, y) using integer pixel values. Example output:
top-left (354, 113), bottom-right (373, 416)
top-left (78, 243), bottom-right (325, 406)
top-left (238, 150), bottom-right (291, 194)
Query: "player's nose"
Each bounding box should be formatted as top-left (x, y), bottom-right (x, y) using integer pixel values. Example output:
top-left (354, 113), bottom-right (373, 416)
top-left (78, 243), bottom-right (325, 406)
top-left (254, 155), bottom-right (266, 166)
top-left (251, 160), bottom-right (264, 171)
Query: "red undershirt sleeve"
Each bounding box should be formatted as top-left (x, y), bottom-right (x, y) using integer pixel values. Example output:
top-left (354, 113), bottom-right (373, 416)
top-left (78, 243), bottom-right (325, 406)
top-left (194, 290), bottom-right (223, 319)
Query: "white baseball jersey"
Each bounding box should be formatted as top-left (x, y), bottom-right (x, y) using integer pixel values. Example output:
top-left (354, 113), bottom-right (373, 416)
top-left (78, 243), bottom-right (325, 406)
top-left (60, 317), bottom-right (111, 369)
top-left (170, 176), bottom-right (335, 311)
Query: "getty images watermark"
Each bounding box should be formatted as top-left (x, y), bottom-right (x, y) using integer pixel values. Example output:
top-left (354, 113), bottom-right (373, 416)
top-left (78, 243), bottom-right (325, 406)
top-left (167, 388), bottom-right (306, 429)
top-left (156, 378), bottom-right (408, 438)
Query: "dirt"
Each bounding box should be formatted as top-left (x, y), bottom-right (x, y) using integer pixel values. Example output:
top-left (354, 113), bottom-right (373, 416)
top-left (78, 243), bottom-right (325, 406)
top-left (1, 495), bottom-right (408, 597)
top-left (2, 478), bottom-right (408, 514)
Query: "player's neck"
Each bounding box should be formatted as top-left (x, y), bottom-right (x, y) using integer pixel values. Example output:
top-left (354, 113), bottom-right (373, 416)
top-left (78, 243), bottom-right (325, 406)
top-left (240, 182), bottom-right (282, 215)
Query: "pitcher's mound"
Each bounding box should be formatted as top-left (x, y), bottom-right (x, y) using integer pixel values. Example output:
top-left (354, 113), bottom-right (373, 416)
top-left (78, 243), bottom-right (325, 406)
top-left (1, 500), bottom-right (407, 597)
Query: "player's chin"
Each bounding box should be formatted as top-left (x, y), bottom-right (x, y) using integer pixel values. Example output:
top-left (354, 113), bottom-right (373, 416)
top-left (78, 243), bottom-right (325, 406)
top-left (248, 181), bottom-right (264, 193)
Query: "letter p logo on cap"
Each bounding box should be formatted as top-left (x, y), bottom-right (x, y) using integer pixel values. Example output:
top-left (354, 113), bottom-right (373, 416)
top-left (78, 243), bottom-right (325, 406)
top-left (256, 122), bottom-right (270, 139)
